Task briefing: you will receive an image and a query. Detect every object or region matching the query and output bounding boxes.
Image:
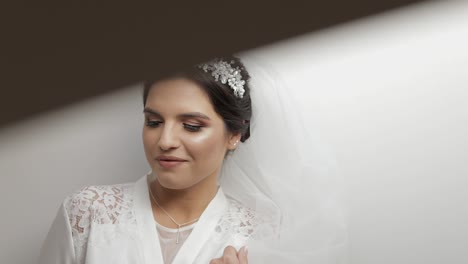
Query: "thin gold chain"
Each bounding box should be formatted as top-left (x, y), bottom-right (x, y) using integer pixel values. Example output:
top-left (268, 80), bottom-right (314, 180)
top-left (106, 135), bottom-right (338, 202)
top-left (148, 187), bottom-right (199, 244)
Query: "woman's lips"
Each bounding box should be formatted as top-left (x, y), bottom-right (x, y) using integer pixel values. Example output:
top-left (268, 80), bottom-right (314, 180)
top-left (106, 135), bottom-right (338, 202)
top-left (157, 159), bottom-right (186, 169)
top-left (156, 155), bottom-right (187, 169)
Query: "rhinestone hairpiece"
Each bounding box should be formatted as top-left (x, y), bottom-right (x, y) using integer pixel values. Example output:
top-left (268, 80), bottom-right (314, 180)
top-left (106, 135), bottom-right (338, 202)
top-left (197, 59), bottom-right (246, 98)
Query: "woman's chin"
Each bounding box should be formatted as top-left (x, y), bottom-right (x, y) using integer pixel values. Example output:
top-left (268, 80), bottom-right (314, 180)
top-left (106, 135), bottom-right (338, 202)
top-left (154, 172), bottom-right (187, 190)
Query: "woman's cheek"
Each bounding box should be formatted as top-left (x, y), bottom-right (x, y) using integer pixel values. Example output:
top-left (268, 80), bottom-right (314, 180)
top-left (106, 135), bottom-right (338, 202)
top-left (186, 130), bottom-right (225, 160)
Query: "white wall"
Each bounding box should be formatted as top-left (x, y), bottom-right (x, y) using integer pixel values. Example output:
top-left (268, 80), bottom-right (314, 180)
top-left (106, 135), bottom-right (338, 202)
top-left (1, 1), bottom-right (467, 263)
top-left (244, 1), bottom-right (468, 263)
top-left (0, 86), bottom-right (150, 264)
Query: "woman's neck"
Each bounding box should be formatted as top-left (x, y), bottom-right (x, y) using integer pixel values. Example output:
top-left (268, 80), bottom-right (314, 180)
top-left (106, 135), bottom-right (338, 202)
top-left (148, 175), bottom-right (219, 227)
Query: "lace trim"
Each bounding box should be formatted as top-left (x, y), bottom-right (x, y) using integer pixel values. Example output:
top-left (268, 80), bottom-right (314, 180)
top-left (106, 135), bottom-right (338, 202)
top-left (63, 185), bottom-right (275, 263)
top-left (215, 198), bottom-right (276, 241)
top-left (64, 183), bottom-right (135, 264)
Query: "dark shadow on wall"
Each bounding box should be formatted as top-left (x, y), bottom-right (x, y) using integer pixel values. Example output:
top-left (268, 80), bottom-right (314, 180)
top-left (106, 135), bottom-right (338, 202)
top-left (0, 0), bottom-right (429, 128)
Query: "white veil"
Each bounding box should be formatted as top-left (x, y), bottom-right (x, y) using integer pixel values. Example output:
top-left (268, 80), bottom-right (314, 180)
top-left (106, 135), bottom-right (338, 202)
top-left (219, 54), bottom-right (349, 263)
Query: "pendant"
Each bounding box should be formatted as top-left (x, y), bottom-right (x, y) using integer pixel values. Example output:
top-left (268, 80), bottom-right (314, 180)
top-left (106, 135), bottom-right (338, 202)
top-left (176, 225), bottom-right (181, 244)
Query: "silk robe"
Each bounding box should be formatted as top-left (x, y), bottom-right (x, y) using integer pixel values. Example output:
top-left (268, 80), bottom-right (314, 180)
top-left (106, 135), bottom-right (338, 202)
top-left (39, 174), bottom-right (264, 264)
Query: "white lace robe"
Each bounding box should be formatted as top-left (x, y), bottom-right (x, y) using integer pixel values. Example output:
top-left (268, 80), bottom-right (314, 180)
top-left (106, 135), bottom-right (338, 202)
top-left (39, 174), bottom-right (262, 264)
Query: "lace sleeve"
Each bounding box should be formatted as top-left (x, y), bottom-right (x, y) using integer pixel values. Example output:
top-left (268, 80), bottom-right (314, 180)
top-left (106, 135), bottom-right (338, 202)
top-left (216, 198), bottom-right (278, 243)
top-left (64, 184), bottom-right (134, 263)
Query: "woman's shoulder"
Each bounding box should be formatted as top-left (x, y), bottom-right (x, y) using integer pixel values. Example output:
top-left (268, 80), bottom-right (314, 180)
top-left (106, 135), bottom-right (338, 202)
top-left (65, 182), bottom-right (134, 209)
top-left (219, 196), bottom-right (277, 239)
top-left (64, 181), bottom-right (136, 230)
top-left (67, 181), bottom-right (134, 201)
top-left (225, 198), bottom-right (257, 222)
top-left (58, 182), bottom-right (137, 263)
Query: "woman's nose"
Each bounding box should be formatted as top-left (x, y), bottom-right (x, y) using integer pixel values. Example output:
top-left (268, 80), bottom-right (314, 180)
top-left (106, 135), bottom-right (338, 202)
top-left (157, 124), bottom-right (180, 151)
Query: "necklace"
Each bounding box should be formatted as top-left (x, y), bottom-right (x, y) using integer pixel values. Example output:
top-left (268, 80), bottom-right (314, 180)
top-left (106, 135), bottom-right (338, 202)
top-left (148, 187), bottom-right (199, 244)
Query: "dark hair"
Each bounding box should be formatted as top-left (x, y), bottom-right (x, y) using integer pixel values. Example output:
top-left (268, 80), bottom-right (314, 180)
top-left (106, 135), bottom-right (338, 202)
top-left (142, 56), bottom-right (252, 142)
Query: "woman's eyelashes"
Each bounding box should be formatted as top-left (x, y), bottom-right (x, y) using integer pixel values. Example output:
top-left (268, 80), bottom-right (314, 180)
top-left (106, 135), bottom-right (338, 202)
top-left (145, 120), bottom-right (162, 127)
top-left (145, 119), bottom-right (203, 132)
top-left (183, 123), bottom-right (203, 132)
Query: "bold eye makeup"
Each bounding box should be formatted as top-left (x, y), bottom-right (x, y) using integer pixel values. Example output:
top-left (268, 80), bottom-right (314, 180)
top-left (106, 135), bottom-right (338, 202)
top-left (143, 107), bottom-right (210, 132)
top-left (183, 123), bottom-right (203, 132)
top-left (179, 112), bottom-right (210, 132)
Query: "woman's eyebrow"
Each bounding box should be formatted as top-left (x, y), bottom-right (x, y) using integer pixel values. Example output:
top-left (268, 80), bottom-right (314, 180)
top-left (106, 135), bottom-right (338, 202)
top-left (178, 112), bottom-right (211, 120)
top-left (143, 107), bottom-right (162, 117)
top-left (143, 108), bottom-right (210, 120)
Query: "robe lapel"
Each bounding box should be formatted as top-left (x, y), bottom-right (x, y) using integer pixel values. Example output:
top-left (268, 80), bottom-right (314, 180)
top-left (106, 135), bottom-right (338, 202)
top-left (172, 188), bottom-right (228, 264)
top-left (133, 174), bottom-right (164, 264)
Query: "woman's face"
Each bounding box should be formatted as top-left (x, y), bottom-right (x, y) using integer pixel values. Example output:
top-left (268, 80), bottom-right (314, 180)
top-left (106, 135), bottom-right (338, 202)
top-left (142, 78), bottom-right (239, 190)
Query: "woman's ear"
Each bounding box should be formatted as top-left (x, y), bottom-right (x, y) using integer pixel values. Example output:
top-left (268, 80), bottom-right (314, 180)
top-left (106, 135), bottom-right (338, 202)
top-left (227, 132), bottom-right (241, 150)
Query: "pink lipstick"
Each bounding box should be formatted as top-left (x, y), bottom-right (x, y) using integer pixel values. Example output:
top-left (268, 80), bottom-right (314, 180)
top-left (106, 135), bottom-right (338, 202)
top-left (156, 155), bottom-right (187, 169)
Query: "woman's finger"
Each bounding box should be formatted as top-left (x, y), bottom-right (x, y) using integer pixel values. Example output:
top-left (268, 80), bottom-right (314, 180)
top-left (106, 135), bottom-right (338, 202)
top-left (222, 246), bottom-right (239, 263)
top-left (237, 246), bottom-right (248, 264)
top-left (209, 259), bottom-right (222, 264)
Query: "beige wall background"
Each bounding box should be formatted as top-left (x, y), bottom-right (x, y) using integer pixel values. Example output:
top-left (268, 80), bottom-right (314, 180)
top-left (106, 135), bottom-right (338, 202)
top-left (1, 1), bottom-right (467, 263)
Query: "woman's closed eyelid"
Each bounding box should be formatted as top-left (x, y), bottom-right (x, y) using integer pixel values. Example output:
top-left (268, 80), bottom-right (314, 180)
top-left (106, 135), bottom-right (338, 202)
top-left (145, 119), bottom-right (204, 131)
top-left (183, 119), bottom-right (204, 126)
top-left (145, 120), bottom-right (162, 127)
top-left (183, 123), bottom-right (203, 132)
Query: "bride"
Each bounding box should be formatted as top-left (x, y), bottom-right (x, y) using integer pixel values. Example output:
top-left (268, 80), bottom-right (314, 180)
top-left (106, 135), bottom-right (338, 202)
top-left (39, 55), bottom-right (347, 263)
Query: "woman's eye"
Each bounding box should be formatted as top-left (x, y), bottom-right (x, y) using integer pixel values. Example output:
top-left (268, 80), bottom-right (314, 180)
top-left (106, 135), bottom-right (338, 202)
top-left (145, 120), bottom-right (162, 128)
top-left (183, 123), bottom-right (203, 132)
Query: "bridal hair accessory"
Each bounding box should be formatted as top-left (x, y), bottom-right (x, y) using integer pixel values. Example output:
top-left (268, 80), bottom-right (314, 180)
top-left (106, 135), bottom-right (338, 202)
top-left (148, 187), bottom-right (199, 244)
top-left (198, 59), bottom-right (246, 98)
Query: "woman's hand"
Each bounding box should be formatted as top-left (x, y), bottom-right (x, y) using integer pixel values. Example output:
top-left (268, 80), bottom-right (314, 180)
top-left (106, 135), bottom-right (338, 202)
top-left (209, 246), bottom-right (248, 264)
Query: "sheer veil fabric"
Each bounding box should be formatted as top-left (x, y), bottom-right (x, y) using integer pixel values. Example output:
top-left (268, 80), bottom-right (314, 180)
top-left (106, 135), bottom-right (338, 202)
top-left (219, 54), bottom-right (349, 263)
